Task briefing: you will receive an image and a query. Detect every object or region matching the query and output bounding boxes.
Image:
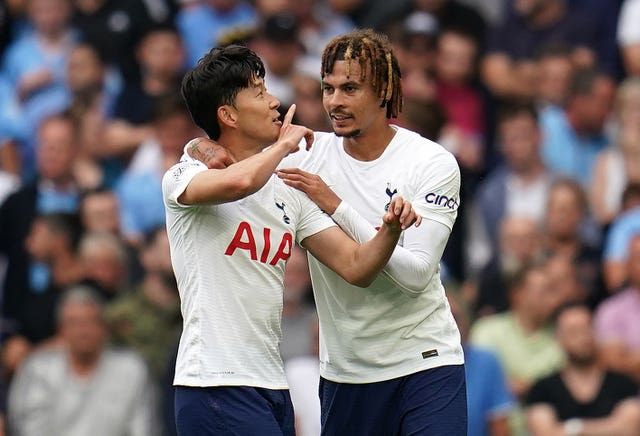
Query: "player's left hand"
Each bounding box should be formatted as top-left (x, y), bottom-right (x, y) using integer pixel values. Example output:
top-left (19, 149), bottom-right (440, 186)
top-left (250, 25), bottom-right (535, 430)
top-left (276, 168), bottom-right (340, 214)
top-left (187, 137), bottom-right (236, 169)
top-left (383, 196), bottom-right (422, 231)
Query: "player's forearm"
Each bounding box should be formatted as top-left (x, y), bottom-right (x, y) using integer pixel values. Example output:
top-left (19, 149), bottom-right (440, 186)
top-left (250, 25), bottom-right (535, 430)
top-left (347, 224), bottom-right (402, 287)
top-left (332, 202), bottom-right (442, 295)
top-left (182, 142), bottom-right (291, 204)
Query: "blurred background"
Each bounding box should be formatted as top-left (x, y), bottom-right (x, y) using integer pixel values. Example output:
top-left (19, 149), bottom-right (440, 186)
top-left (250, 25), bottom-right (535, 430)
top-left (1, 0), bottom-right (640, 435)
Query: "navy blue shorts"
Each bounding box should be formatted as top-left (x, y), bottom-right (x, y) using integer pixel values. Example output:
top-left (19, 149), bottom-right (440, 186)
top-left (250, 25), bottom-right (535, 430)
top-left (319, 364), bottom-right (467, 436)
top-left (174, 385), bottom-right (295, 436)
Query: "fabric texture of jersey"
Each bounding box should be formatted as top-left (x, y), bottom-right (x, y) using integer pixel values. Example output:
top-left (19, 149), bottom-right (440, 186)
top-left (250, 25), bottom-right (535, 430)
top-left (163, 145), bottom-right (336, 389)
top-left (281, 126), bottom-right (464, 383)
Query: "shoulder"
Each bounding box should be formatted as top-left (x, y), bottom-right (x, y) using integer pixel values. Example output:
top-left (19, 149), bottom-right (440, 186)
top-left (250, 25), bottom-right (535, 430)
top-left (526, 372), bottom-right (562, 403)
top-left (596, 289), bottom-right (635, 316)
top-left (470, 313), bottom-right (510, 338)
top-left (18, 347), bottom-right (65, 374)
top-left (605, 370), bottom-right (637, 386)
top-left (162, 159), bottom-right (206, 187)
top-left (393, 126), bottom-right (459, 172)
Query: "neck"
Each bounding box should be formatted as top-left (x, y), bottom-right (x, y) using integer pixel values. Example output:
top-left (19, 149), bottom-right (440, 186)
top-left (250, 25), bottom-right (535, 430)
top-left (566, 108), bottom-right (589, 136)
top-left (514, 161), bottom-right (545, 182)
top-left (40, 29), bottom-right (68, 45)
top-left (143, 75), bottom-right (174, 96)
top-left (218, 132), bottom-right (262, 162)
top-left (546, 235), bottom-right (579, 257)
top-left (342, 122), bottom-right (396, 161)
top-left (565, 359), bottom-right (599, 375)
top-left (69, 351), bottom-right (100, 377)
top-left (514, 309), bottom-right (545, 333)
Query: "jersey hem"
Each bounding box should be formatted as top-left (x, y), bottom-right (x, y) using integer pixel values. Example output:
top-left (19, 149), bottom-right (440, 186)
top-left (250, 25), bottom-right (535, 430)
top-left (319, 355), bottom-right (464, 384)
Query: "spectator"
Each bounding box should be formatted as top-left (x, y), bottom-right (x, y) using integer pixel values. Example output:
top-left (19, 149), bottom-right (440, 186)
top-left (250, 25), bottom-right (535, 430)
top-left (402, 0), bottom-right (486, 47)
top-left (481, 0), bottom-right (602, 98)
top-left (595, 234), bottom-right (640, 382)
top-left (534, 43), bottom-right (575, 109)
top-left (0, 113), bottom-right (81, 336)
top-left (590, 77), bottom-right (640, 226)
top-left (105, 227), bottom-right (181, 381)
top-left (526, 304), bottom-right (640, 436)
top-left (72, 0), bottom-right (166, 82)
top-left (543, 178), bottom-right (603, 304)
top-left (79, 188), bottom-right (121, 235)
top-left (64, 43), bottom-right (120, 191)
top-left (470, 261), bottom-right (564, 399)
top-left (543, 254), bottom-right (586, 311)
top-left (249, 12), bottom-right (305, 108)
top-left (176, 0), bottom-right (257, 67)
top-left (279, 0), bottom-right (355, 60)
top-left (16, 212), bottom-right (84, 344)
top-left (470, 100), bottom-right (553, 269)
top-left (1, 0), bottom-right (77, 179)
top-left (390, 11), bottom-right (438, 78)
top-left (435, 27), bottom-right (485, 178)
top-left (115, 92), bottom-right (199, 245)
top-left (290, 57), bottom-right (332, 132)
top-left (471, 215), bottom-right (544, 316)
top-left (540, 68), bottom-right (615, 187)
top-left (103, 26), bottom-right (185, 183)
top-left (449, 293), bottom-right (515, 436)
top-left (78, 231), bottom-right (129, 300)
top-left (7, 285), bottom-right (158, 436)
top-left (602, 184), bottom-right (640, 291)
top-left (327, 0), bottom-right (410, 30)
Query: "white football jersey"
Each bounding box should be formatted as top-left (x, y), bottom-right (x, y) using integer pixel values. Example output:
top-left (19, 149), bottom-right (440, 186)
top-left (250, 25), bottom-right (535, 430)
top-left (163, 146), bottom-right (336, 389)
top-left (281, 126), bottom-right (465, 383)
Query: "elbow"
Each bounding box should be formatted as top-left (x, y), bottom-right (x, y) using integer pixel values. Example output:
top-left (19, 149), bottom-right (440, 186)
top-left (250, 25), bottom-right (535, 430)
top-left (343, 270), bottom-right (376, 288)
top-left (226, 175), bottom-right (256, 200)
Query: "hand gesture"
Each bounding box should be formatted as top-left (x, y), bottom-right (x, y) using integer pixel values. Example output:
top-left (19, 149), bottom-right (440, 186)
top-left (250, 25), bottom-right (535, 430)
top-left (383, 196), bottom-right (422, 231)
top-left (276, 104), bottom-right (314, 154)
top-left (276, 168), bottom-right (340, 214)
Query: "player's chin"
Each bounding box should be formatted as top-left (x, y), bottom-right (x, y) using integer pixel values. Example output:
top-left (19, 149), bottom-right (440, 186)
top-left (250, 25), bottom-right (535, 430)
top-left (334, 127), bottom-right (361, 138)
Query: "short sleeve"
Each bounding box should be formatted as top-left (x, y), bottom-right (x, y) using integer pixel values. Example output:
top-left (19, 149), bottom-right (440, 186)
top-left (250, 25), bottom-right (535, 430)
top-left (525, 375), bottom-right (555, 406)
top-left (413, 151), bottom-right (461, 231)
top-left (161, 160), bottom-right (208, 209)
top-left (289, 188), bottom-right (336, 244)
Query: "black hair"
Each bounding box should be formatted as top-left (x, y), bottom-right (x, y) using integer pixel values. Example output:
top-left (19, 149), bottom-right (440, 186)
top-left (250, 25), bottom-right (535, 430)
top-left (181, 45), bottom-right (266, 139)
top-left (496, 98), bottom-right (539, 125)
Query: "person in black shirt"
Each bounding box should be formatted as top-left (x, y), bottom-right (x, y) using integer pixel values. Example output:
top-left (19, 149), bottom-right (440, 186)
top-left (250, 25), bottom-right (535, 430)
top-left (525, 304), bottom-right (640, 436)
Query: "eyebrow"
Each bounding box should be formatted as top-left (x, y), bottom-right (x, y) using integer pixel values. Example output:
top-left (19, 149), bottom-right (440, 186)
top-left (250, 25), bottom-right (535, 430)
top-left (321, 79), bottom-right (361, 87)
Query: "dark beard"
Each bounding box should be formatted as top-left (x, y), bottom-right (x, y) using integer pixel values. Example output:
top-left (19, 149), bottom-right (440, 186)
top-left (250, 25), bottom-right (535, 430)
top-left (336, 129), bottom-right (361, 138)
top-left (569, 352), bottom-right (596, 368)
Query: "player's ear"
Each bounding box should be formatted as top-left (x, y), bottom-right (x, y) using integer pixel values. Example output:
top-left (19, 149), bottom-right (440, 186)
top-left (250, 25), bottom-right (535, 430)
top-left (218, 105), bottom-right (237, 129)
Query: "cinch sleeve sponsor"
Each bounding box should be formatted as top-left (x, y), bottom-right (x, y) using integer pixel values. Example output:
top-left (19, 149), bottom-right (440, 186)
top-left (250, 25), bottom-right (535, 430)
top-left (413, 152), bottom-right (461, 231)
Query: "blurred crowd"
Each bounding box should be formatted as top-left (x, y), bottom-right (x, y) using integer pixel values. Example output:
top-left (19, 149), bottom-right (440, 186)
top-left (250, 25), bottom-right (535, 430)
top-left (0, 0), bottom-right (640, 435)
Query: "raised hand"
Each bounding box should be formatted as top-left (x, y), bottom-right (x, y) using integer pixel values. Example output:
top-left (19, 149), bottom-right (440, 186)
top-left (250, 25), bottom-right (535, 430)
top-left (383, 196), bottom-right (422, 231)
top-left (277, 104), bottom-right (314, 153)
